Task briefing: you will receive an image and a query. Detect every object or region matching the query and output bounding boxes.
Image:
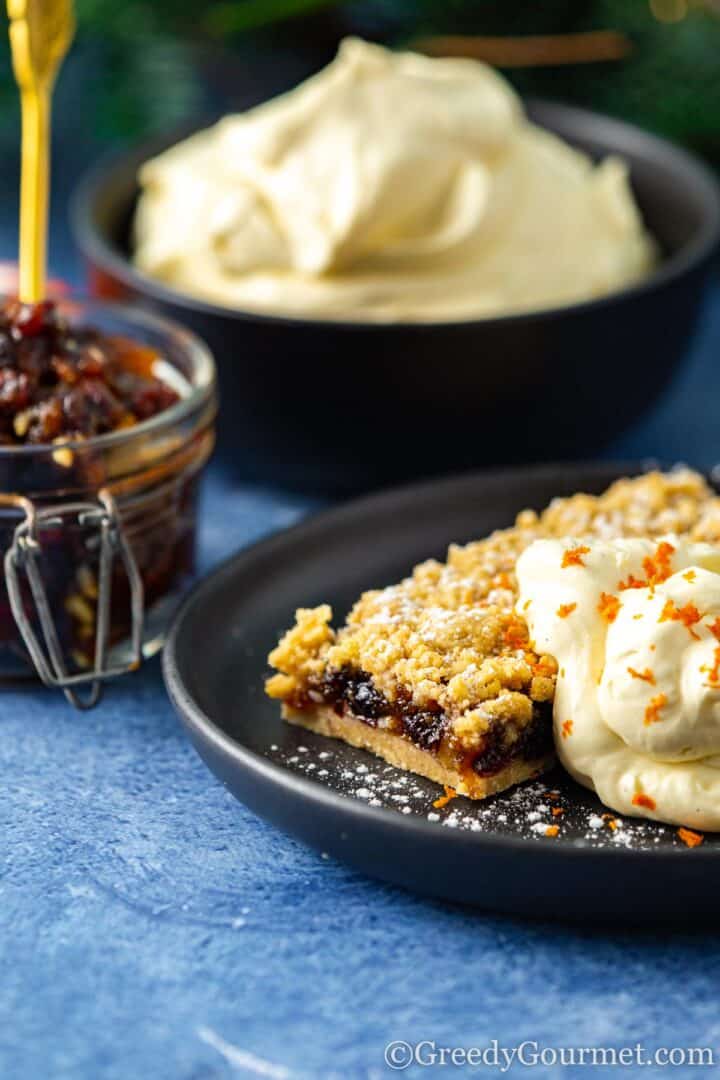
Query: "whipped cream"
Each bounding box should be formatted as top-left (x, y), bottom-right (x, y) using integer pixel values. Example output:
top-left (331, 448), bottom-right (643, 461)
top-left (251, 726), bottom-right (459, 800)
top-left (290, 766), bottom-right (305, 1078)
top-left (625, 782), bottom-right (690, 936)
top-left (516, 537), bottom-right (720, 829)
top-left (134, 38), bottom-right (655, 322)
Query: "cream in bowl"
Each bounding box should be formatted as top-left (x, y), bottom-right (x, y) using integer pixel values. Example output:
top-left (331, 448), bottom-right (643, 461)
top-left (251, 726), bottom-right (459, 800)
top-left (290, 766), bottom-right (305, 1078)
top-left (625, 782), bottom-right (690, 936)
top-left (134, 37), bottom-right (656, 323)
top-left (517, 537), bottom-right (720, 830)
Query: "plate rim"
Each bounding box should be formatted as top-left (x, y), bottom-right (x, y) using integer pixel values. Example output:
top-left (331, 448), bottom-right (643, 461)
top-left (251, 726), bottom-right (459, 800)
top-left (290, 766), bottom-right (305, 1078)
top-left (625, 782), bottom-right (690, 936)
top-left (163, 460), bottom-right (719, 862)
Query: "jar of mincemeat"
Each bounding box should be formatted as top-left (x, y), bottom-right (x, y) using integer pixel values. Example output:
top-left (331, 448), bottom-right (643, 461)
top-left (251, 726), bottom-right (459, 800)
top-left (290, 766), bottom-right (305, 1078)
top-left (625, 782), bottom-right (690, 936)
top-left (0, 301), bottom-right (216, 706)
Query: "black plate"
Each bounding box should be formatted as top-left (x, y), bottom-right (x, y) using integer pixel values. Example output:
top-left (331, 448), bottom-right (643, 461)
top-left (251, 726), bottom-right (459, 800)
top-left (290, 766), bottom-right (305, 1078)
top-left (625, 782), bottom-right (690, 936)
top-left (163, 463), bottom-right (720, 924)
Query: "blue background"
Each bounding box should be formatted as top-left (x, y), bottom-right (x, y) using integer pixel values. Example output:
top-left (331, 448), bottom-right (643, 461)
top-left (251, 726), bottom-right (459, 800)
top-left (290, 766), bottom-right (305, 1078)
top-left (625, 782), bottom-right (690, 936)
top-left (2, 204), bottom-right (720, 1079)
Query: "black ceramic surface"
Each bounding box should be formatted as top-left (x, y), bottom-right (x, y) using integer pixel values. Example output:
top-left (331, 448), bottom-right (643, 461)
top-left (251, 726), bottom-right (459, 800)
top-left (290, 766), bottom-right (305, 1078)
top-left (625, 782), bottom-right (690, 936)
top-left (163, 463), bottom-right (720, 924)
top-left (74, 103), bottom-right (720, 494)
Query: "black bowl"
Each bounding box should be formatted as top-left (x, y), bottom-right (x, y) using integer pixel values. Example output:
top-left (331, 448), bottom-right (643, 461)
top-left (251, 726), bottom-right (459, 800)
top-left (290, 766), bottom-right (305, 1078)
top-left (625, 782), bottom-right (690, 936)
top-left (72, 101), bottom-right (720, 494)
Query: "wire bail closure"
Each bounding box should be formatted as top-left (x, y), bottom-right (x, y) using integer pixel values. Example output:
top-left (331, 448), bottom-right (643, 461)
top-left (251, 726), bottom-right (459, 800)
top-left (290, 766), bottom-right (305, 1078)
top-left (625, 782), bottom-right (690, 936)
top-left (2, 489), bottom-right (144, 709)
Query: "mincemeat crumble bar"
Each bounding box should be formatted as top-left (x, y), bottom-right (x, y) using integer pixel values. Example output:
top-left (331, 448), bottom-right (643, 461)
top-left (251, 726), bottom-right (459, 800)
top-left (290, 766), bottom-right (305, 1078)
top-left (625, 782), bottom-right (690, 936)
top-left (267, 470), bottom-right (720, 798)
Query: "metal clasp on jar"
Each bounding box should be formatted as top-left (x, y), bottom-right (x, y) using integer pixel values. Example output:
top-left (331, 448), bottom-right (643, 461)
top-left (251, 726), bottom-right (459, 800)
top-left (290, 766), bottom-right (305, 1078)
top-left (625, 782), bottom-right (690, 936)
top-left (2, 489), bottom-right (144, 709)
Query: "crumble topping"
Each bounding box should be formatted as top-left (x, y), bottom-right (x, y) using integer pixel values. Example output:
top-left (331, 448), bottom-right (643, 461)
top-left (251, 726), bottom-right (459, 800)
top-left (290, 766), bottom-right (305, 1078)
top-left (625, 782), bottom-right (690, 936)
top-left (267, 469), bottom-right (720, 753)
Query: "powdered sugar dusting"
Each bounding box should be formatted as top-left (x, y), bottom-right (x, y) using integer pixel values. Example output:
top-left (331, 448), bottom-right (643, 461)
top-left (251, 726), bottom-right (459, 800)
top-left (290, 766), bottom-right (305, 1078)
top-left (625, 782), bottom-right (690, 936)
top-left (267, 739), bottom-right (699, 849)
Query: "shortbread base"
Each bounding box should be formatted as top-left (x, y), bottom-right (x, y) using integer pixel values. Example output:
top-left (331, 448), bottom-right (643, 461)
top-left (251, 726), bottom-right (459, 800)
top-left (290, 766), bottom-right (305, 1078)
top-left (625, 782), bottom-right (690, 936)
top-left (283, 704), bottom-right (554, 800)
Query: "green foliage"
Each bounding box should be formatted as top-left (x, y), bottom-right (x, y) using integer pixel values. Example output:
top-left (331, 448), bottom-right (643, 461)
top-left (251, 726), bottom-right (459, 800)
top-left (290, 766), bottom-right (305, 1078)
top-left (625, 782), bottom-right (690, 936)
top-left (0, 1), bottom-right (716, 162)
top-left (73, 0), bottom-right (338, 37)
top-left (203, 0), bottom-right (338, 35)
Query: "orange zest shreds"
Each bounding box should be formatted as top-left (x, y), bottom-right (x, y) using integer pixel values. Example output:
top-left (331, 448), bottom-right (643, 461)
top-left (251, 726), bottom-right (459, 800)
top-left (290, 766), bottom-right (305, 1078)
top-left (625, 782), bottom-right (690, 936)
top-left (628, 666), bottom-right (656, 685)
top-left (523, 599), bottom-right (532, 611)
top-left (632, 792), bottom-right (657, 811)
top-left (597, 592), bottom-right (621, 624)
top-left (556, 602), bottom-right (577, 619)
top-left (619, 573), bottom-right (648, 591)
top-left (678, 827), bottom-right (704, 848)
top-left (503, 621), bottom-right (528, 650)
top-left (561, 545), bottom-right (590, 569)
top-left (532, 657), bottom-right (557, 678)
top-left (551, 806), bottom-right (565, 818)
top-left (615, 540), bottom-right (676, 596)
top-left (659, 599), bottom-right (702, 639)
top-left (545, 825), bottom-right (559, 838)
top-left (642, 541), bottom-right (676, 587)
top-left (632, 614), bottom-right (644, 620)
top-left (602, 814), bottom-right (618, 831)
top-left (561, 719), bottom-right (573, 739)
top-left (545, 790), bottom-right (561, 801)
top-left (644, 692), bottom-right (668, 726)
top-left (433, 785), bottom-right (457, 810)
top-left (683, 569), bottom-right (697, 583)
top-left (708, 617), bottom-right (720, 642)
top-left (494, 572), bottom-right (513, 590)
top-left (701, 646), bottom-right (720, 688)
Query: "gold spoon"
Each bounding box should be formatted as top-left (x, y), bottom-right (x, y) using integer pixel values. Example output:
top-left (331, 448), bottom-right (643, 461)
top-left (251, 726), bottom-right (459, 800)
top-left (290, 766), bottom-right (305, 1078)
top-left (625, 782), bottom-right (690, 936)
top-left (6, 0), bottom-right (75, 303)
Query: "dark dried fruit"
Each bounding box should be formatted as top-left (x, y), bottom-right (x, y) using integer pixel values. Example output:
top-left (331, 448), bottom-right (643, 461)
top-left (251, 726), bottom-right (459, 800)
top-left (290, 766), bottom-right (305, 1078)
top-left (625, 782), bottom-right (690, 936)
top-left (0, 299), bottom-right (179, 446)
top-left (131, 380), bottom-right (179, 421)
top-left (472, 723), bottom-right (511, 778)
top-left (516, 702), bottom-right (554, 761)
top-left (472, 704), bottom-right (553, 778)
top-left (320, 666), bottom-right (389, 724)
top-left (0, 368), bottom-right (30, 412)
top-left (7, 299), bottom-right (58, 338)
top-left (345, 673), bottom-right (388, 723)
top-left (401, 708), bottom-right (447, 751)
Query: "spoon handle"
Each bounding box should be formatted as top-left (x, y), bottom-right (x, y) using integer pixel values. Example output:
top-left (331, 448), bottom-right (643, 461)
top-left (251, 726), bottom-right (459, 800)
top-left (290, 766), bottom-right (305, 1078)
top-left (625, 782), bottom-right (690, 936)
top-left (17, 82), bottom-right (50, 303)
top-left (6, 0), bottom-right (75, 303)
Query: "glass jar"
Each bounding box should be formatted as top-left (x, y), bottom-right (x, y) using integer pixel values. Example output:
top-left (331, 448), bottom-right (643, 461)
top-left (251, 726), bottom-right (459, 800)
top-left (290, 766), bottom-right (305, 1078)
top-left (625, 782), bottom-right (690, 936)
top-left (0, 300), bottom-right (216, 705)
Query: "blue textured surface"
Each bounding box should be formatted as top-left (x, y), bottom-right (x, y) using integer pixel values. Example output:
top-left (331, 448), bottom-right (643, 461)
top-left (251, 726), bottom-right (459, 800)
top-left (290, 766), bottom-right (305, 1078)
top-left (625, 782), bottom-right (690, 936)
top-left (4, 233), bottom-right (720, 1075)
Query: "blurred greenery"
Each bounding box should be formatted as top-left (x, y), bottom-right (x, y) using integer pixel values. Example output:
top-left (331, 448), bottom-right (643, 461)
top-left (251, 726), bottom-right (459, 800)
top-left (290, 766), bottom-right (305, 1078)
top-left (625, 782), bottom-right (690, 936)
top-left (0, 0), bottom-right (718, 163)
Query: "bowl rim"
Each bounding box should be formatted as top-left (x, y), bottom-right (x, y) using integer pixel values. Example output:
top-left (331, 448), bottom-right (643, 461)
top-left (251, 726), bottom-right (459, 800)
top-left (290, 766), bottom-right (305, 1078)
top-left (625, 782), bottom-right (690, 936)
top-left (0, 299), bottom-right (217, 458)
top-left (72, 97), bottom-right (720, 332)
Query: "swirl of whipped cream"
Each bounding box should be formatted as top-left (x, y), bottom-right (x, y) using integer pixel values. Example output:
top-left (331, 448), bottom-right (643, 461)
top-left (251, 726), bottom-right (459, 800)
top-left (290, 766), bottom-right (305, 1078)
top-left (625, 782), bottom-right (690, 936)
top-left (516, 537), bottom-right (720, 829)
top-left (134, 38), bottom-right (655, 322)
